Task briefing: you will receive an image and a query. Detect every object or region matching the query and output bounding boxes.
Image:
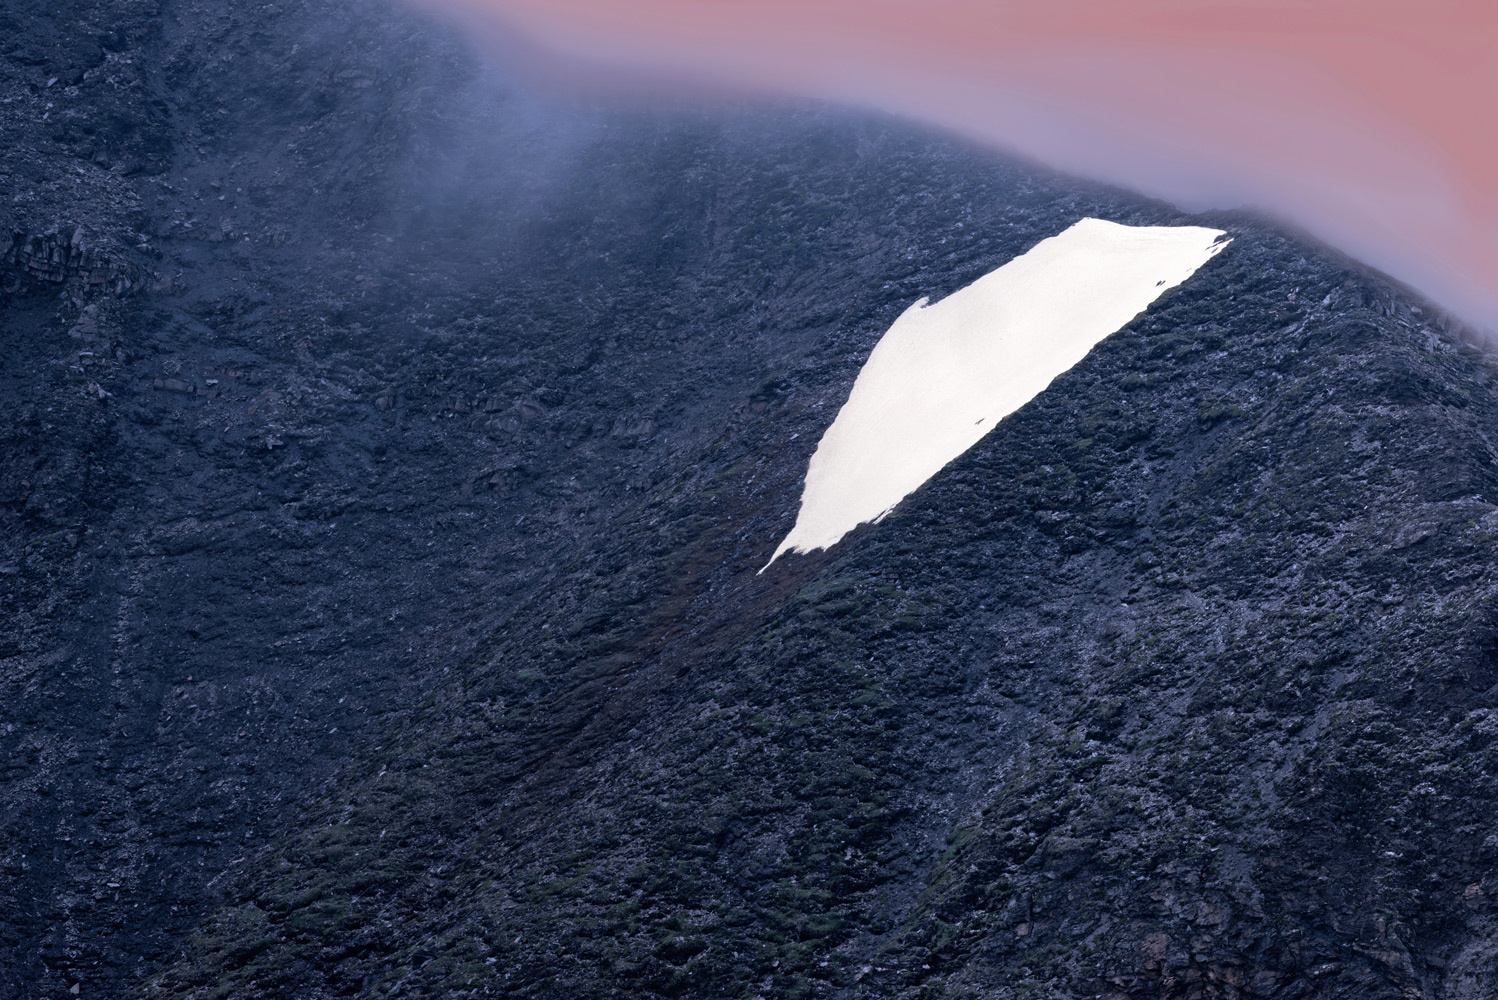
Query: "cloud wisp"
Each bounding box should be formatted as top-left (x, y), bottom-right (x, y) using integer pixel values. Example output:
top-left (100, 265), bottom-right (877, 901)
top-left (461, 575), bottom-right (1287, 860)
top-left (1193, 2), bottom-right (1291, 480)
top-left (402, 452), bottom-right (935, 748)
top-left (412, 0), bottom-right (1498, 332)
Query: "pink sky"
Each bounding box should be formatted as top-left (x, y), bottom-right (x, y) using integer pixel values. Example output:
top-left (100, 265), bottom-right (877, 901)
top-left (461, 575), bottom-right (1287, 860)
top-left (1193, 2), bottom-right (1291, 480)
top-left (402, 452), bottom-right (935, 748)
top-left (417, 0), bottom-right (1498, 330)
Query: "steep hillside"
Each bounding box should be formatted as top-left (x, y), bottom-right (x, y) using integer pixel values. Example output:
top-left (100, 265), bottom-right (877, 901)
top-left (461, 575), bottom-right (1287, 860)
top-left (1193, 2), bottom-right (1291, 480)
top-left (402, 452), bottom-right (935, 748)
top-left (2, 2), bottom-right (1496, 999)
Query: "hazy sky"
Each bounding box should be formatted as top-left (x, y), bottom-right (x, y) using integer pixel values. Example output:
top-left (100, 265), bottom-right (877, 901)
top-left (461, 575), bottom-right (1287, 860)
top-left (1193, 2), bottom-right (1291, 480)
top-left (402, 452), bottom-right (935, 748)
top-left (417, 0), bottom-right (1498, 331)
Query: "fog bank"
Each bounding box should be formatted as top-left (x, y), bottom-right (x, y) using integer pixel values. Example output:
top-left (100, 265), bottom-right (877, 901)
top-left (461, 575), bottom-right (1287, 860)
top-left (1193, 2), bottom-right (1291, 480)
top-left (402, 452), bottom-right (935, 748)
top-left (411, 0), bottom-right (1498, 333)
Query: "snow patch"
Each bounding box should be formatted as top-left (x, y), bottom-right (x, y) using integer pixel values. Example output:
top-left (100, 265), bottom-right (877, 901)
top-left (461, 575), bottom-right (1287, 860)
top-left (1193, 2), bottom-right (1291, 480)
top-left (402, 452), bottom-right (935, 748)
top-left (765, 218), bottom-right (1229, 569)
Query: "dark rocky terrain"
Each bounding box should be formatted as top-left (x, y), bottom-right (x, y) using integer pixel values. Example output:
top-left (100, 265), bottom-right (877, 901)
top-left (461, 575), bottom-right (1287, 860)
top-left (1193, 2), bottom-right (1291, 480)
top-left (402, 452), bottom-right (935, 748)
top-left (3, 1), bottom-right (1498, 998)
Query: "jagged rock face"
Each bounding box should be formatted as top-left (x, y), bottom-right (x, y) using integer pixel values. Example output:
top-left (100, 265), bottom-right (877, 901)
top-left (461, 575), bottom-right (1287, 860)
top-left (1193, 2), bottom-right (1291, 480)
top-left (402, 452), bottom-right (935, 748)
top-left (6, 228), bottom-right (142, 293)
top-left (2, 2), bottom-right (1497, 1000)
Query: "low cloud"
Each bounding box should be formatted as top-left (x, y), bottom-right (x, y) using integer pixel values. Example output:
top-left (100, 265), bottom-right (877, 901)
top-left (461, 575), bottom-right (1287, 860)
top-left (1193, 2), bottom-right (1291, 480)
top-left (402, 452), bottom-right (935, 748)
top-left (414, 0), bottom-right (1498, 332)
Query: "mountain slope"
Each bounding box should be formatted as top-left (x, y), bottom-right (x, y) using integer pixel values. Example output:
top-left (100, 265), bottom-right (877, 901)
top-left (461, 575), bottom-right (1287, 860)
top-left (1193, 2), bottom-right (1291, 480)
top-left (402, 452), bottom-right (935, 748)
top-left (2, 2), bottom-right (1496, 999)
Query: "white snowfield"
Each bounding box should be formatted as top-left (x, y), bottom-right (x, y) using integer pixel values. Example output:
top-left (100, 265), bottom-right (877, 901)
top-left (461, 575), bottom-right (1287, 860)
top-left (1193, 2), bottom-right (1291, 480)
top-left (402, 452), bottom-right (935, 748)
top-left (764, 217), bottom-right (1229, 569)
